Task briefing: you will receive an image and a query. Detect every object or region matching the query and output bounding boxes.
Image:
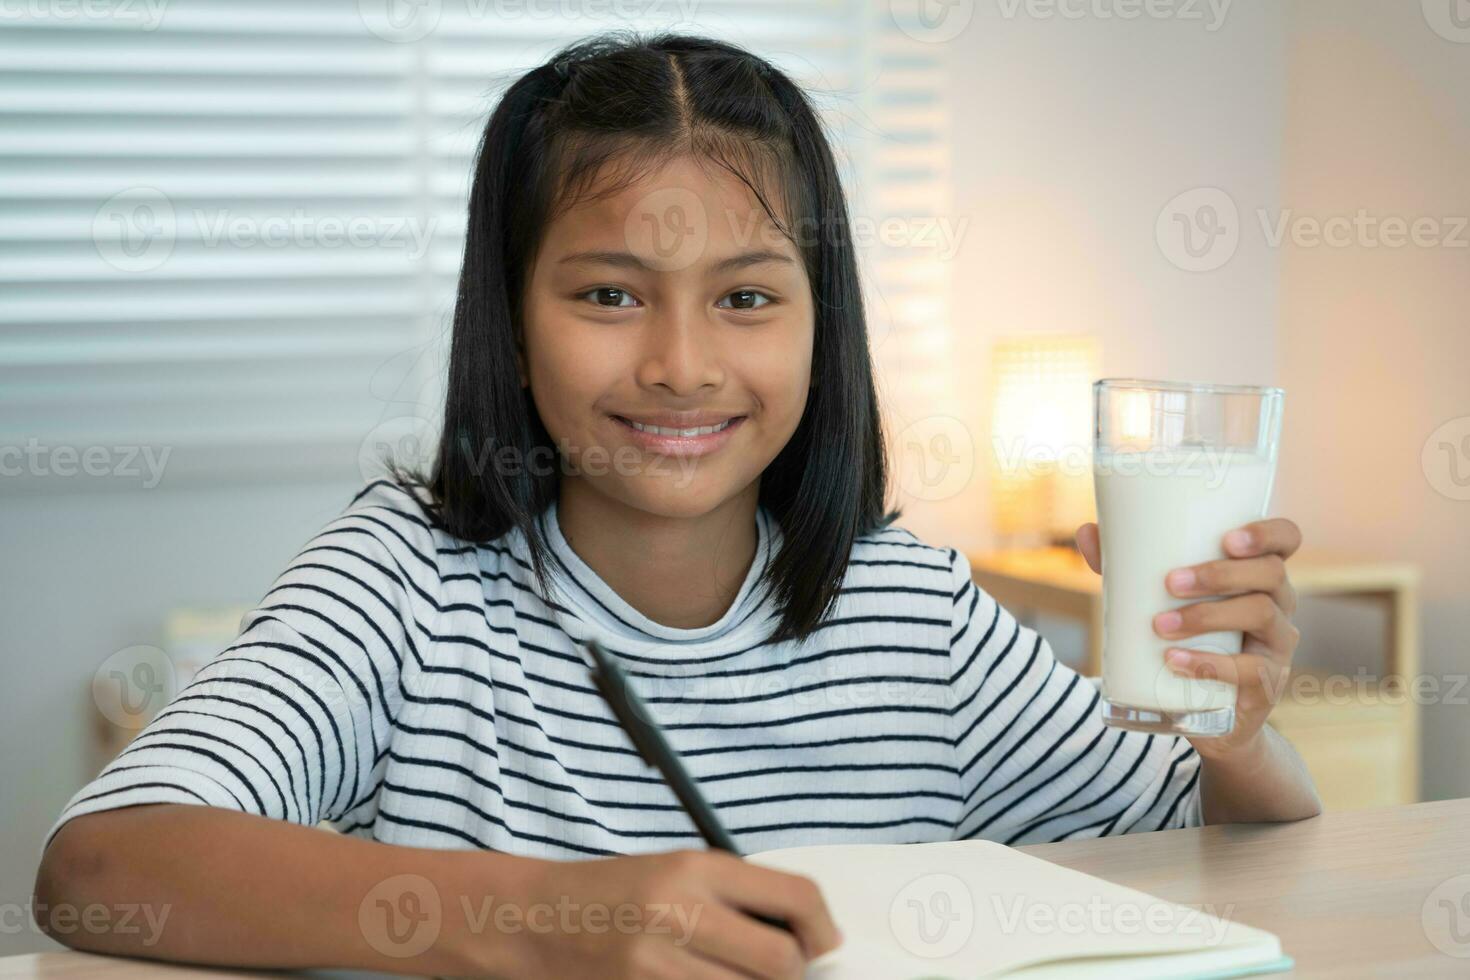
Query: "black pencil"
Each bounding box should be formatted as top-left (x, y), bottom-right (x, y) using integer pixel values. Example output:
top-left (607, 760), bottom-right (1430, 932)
top-left (583, 637), bottom-right (795, 935)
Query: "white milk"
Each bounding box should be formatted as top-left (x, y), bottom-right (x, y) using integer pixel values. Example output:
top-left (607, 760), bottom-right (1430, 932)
top-left (1094, 448), bottom-right (1277, 713)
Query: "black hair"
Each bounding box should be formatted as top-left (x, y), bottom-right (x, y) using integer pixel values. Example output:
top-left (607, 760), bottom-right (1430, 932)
top-left (390, 29), bottom-right (901, 646)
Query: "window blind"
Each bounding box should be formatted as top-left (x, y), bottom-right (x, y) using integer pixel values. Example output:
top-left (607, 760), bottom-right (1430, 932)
top-left (0, 0), bottom-right (953, 490)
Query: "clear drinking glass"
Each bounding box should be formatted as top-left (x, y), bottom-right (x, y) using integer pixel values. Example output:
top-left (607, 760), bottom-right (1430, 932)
top-left (1093, 378), bottom-right (1284, 737)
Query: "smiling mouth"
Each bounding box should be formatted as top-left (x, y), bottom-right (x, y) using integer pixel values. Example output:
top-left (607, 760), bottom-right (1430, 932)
top-left (610, 416), bottom-right (745, 436)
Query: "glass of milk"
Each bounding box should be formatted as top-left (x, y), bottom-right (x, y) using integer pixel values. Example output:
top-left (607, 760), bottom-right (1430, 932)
top-left (1093, 379), bottom-right (1284, 737)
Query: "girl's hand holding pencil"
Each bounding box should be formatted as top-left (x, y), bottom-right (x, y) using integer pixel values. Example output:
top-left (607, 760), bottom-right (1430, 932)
top-left (478, 848), bottom-right (841, 980)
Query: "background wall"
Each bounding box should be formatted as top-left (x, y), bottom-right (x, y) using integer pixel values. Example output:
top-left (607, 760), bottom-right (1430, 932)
top-left (1, 478), bottom-right (362, 956)
top-left (1274, 0), bottom-right (1470, 802)
top-left (928, 0), bottom-right (1287, 555)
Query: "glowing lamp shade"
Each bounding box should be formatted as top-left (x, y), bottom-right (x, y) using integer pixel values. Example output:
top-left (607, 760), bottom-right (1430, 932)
top-left (989, 335), bottom-right (1101, 548)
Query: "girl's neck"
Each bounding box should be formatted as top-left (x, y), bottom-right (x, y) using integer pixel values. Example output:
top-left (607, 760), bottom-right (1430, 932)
top-left (553, 479), bottom-right (761, 630)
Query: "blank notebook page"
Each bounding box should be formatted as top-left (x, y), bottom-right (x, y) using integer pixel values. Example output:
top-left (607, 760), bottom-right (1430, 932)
top-left (749, 839), bottom-right (1285, 980)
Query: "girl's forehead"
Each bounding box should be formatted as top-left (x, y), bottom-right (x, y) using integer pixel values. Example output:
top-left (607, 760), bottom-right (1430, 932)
top-left (550, 154), bottom-right (791, 241)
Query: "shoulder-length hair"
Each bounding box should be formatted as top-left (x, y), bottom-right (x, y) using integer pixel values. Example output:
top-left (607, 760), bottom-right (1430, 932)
top-left (392, 29), bottom-right (901, 646)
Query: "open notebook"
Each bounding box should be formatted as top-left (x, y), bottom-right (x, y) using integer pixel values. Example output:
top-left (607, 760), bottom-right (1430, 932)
top-left (748, 840), bottom-right (1291, 980)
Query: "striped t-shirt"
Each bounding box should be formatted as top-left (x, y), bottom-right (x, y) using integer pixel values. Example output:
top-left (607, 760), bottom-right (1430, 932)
top-left (43, 479), bottom-right (1202, 861)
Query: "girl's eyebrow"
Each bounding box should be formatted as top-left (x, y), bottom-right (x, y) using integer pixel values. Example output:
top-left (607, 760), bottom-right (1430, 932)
top-left (557, 248), bottom-right (796, 276)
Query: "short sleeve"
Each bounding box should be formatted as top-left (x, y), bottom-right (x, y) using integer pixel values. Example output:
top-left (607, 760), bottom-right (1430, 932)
top-left (944, 548), bottom-right (1202, 845)
top-left (40, 480), bottom-right (439, 860)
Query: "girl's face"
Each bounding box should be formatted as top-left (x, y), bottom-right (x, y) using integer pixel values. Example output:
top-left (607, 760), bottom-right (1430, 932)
top-left (520, 154), bottom-right (815, 518)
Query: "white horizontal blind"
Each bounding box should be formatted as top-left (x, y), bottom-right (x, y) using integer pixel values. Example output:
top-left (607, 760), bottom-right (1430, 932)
top-left (0, 0), bottom-right (948, 491)
top-left (854, 2), bottom-right (958, 417)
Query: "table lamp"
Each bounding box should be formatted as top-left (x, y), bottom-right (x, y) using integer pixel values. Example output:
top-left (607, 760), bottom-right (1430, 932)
top-left (989, 334), bottom-right (1100, 550)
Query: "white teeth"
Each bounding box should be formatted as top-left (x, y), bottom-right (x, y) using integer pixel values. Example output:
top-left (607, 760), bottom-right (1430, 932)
top-left (625, 418), bottom-right (735, 436)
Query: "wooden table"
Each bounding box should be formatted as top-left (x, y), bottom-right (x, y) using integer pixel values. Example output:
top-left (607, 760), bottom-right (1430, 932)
top-left (1018, 797), bottom-right (1470, 977)
top-left (5, 799), bottom-right (1467, 978)
top-left (969, 547), bottom-right (1423, 810)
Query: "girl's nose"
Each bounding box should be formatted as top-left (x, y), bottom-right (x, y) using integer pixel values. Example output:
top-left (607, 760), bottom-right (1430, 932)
top-left (634, 304), bottom-right (724, 395)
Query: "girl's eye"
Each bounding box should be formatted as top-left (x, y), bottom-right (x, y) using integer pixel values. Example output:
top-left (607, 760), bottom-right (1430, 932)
top-left (717, 289), bottom-right (773, 311)
top-left (580, 287), bottom-right (639, 309)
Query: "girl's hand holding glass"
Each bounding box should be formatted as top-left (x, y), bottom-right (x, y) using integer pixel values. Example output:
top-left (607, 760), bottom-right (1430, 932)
top-left (1076, 516), bottom-right (1304, 759)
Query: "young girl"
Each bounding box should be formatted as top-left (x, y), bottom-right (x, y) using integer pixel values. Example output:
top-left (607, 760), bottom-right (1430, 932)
top-left (36, 30), bottom-right (1319, 980)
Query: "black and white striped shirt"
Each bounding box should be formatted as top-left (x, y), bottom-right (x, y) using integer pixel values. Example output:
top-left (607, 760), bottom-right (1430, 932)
top-left (43, 479), bottom-right (1202, 860)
